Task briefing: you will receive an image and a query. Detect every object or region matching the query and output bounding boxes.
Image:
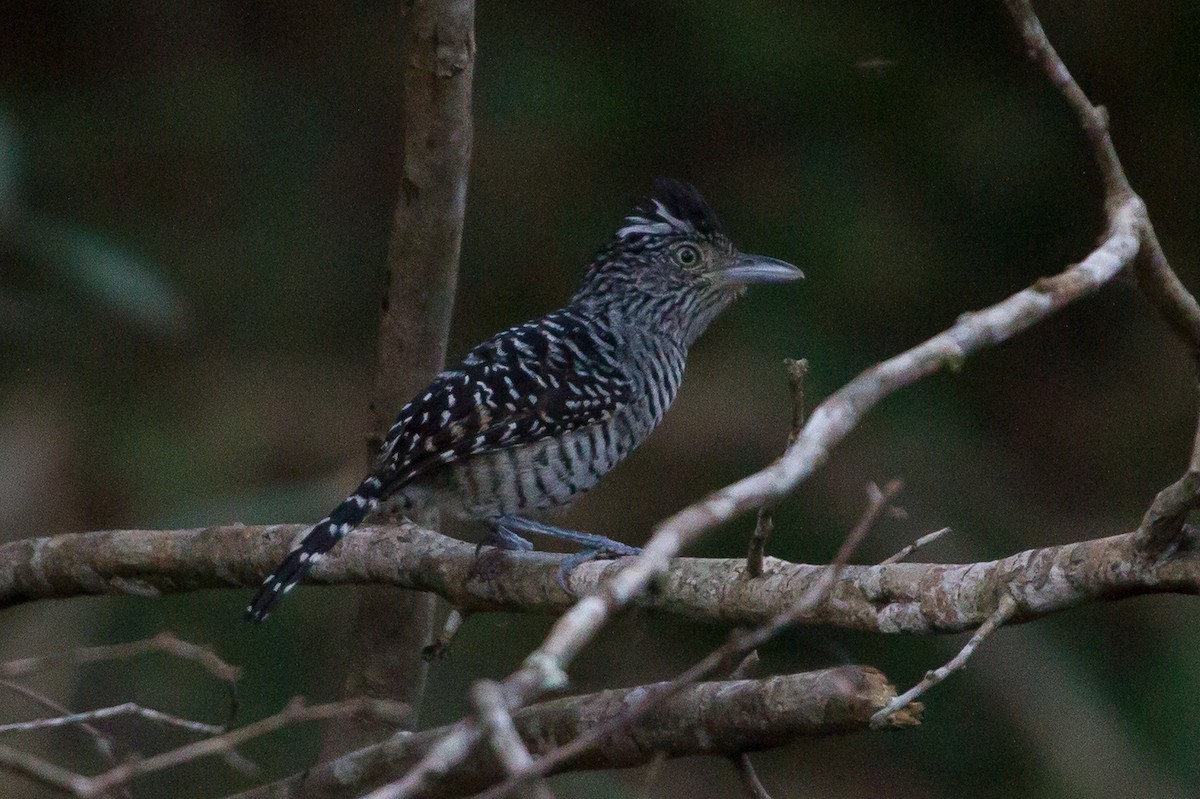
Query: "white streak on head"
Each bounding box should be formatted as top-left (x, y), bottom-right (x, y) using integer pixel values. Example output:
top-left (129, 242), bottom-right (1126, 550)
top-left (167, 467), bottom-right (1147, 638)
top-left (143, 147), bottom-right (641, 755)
top-left (651, 199), bottom-right (694, 233)
top-left (616, 217), bottom-right (673, 239)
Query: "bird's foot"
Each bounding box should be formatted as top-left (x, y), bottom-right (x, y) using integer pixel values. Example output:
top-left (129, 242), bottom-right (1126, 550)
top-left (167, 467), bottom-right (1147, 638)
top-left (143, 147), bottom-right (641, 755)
top-left (477, 521), bottom-right (536, 555)
top-left (473, 521), bottom-right (536, 581)
top-left (490, 515), bottom-right (641, 594)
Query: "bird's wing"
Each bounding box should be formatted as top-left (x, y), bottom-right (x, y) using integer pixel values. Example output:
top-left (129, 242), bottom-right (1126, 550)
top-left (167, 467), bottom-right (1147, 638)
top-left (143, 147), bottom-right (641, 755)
top-left (376, 309), bottom-right (637, 490)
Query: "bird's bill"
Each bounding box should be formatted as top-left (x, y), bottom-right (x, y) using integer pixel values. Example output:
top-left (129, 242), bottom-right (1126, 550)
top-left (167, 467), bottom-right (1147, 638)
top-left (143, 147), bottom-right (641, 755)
top-left (720, 254), bottom-right (804, 285)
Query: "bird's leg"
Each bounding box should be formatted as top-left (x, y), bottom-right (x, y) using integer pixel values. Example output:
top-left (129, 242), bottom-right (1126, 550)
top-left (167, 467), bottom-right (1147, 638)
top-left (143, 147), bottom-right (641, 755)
top-left (477, 520), bottom-right (536, 554)
top-left (493, 515), bottom-right (640, 555)
top-left (491, 514), bottom-right (641, 591)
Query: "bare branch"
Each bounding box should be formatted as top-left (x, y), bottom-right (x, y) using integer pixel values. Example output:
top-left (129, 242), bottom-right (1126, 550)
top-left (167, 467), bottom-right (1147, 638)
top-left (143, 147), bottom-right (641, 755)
top-left (328, 0), bottom-right (477, 761)
top-left (0, 701), bottom-right (223, 737)
top-left (1003, 0), bottom-right (1200, 356)
top-left (229, 668), bottom-right (916, 799)
top-left (882, 526), bottom-right (952, 564)
top-left (471, 680), bottom-right (554, 799)
top-left (423, 609), bottom-right (469, 661)
top-left (472, 482), bottom-right (893, 799)
top-left (78, 697), bottom-right (406, 798)
top-left (1003, 0), bottom-right (1200, 560)
top-left (747, 358), bottom-right (809, 577)
top-left (1, 631), bottom-right (239, 684)
top-left (0, 701), bottom-right (223, 736)
top-left (0, 741), bottom-right (87, 795)
top-left (7, 522), bottom-right (1200, 635)
top-left (731, 754), bottom-right (772, 799)
top-left (870, 594), bottom-right (1019, 728)
top-left (0, 679), bottom-right (118, 766)
top-left (1, 631), bottom-right (240, 733)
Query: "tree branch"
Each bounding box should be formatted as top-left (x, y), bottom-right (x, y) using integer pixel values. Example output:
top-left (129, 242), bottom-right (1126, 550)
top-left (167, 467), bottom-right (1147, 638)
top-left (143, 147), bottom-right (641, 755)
top-left (325, 0), bottom-right (475, 763)
top-left (227, 667), bottom-right (917, 799)
top-left (1003, 0), bottom-right (1200, 356)
top-left (1004, 0), bottom-right (1200, 560)
top-left (5, 522), bottom-right (1200, 634)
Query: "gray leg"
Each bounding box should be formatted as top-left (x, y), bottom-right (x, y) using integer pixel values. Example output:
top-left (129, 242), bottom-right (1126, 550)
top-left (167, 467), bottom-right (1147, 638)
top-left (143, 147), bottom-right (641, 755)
top-left (491, 515), bottom-right (641, 591)
top-left (493, 515), bottom-right (640, 556)
top-left (478, 520), bottom-right (535, 555)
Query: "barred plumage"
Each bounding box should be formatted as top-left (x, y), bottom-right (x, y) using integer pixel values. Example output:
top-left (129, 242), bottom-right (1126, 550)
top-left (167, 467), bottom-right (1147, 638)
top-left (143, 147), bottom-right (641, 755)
top-left (246, 178), bottom-right (802, 622)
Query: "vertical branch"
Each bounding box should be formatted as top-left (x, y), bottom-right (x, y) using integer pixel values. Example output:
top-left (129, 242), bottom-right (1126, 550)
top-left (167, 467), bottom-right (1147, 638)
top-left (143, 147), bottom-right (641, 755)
top-left (315, 0), bottom-right (475, 765)
top-left (746, 358), bottom-right (808, 576)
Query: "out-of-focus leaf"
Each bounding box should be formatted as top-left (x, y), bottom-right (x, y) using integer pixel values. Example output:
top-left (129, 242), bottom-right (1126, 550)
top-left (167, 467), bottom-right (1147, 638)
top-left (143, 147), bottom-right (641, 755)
top-left (25, 215), bottom-right (188, 337)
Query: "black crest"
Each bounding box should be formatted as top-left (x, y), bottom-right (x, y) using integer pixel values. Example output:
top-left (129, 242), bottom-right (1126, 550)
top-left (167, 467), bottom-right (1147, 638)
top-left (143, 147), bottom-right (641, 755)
top-left (618, 178), bottom-right (724, 240)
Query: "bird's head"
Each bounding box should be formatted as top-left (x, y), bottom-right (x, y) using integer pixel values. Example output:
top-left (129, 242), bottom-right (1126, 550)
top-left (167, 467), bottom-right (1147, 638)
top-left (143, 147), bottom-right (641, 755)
top-left (574, 178), bottom-right (802, 344)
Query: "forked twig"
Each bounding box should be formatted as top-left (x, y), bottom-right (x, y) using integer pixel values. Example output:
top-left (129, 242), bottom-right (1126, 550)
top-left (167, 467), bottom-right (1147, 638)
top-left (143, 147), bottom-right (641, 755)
top-left (0, 679), bottom-right (118, 765)
top-left (870, 593), bottom-right (1019, 727)
top-left (0, 702), bottom-right (224, 737)
top-left (747, 358), bottom-right (809, 577)
top-left (77, 696), bottom-right (405, 798)
top-left (882, 527), bottom-right (952, 564)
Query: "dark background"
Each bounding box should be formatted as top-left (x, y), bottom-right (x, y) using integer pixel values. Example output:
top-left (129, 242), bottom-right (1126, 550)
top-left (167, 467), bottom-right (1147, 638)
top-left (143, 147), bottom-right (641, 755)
top-left (1, 2), bottom-right (1198, 797)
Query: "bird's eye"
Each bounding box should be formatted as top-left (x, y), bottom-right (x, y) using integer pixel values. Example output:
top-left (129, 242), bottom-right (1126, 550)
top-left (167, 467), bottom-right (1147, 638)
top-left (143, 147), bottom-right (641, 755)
top-left (674, 244), bottom-right (700, 267)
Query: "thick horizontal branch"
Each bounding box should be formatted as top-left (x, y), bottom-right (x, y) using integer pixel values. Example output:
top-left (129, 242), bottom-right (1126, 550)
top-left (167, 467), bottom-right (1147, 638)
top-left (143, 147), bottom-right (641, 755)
top-left (230, 666), bottom-right (917, 799)
top-left (3, 522), bottom-right (1197, 635)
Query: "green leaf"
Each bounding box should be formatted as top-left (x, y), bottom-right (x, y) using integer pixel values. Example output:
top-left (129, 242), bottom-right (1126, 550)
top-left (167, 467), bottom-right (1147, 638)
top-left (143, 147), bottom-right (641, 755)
top-left (26, 215), bottom-right (187, 337)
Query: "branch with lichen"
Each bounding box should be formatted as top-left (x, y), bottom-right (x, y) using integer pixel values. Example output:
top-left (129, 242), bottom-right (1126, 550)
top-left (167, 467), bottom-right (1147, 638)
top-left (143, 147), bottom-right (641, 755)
top-left (226, 667), bottom-right (916, 799)
top-left (5, 522), bottom-right (1200, 635)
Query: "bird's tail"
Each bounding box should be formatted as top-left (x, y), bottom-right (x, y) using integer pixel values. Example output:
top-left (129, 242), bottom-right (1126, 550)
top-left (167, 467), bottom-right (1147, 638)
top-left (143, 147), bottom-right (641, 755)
top-left (245, 476), bottom-right (385, 623)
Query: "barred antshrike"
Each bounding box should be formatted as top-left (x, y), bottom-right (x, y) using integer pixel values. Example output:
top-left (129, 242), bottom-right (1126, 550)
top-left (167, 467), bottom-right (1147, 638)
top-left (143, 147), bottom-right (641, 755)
top-left (246, 178), bottom-right (802, 622)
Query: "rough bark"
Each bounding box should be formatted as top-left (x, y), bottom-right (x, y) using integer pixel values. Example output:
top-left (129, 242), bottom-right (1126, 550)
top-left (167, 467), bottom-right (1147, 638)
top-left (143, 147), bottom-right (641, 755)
top-left (319, 0), bottom-right (475, 762)
top-left (227, 667), bottom-right (917, 799)
top-left (5, 522), bottom-right (1199, 636)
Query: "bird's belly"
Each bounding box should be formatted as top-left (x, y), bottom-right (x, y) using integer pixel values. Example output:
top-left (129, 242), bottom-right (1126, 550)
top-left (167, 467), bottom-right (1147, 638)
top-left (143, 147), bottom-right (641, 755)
top-left (425, 403), bottom-right (654, 520)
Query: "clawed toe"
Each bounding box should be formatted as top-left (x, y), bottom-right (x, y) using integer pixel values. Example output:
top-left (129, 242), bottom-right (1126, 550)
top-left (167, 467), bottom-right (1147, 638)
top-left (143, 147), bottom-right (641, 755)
top-left (555, 544), bottom-right (643, 595)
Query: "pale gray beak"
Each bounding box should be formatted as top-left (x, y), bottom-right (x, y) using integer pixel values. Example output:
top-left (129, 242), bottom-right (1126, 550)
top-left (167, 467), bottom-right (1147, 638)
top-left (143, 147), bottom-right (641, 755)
top-left (720, 254), bottom-right (804, 285)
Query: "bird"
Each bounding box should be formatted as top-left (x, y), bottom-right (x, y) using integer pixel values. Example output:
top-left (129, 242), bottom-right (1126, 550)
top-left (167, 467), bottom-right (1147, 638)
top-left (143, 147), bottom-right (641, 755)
top-left (245, 178), bottom-right (802, 622)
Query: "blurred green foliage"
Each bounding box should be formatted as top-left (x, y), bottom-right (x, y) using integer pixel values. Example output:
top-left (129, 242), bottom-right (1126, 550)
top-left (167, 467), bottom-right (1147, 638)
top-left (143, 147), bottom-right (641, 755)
top-left (1, 1), bottom-right (1198, 797)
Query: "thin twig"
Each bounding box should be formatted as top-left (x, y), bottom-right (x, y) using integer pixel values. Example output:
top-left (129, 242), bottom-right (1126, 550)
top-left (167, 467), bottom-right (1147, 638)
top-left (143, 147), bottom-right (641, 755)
top-left (471, 680), bottom-right (555, 799)
top-left (0, 679), bottom-right (118, 764)
top-left (1005, 0), bottom-right (1200, 356)
top-left (634, 751), bottom-right (668, 799)
top-left (1001, 0), bottom-right (1200, 559)
top-left (870, 593), bottom-right (1019, 728)
top-left (727, 651), bottom-right (760, 681)
top-left (1, 631), bottom-right (241, 730)
top-left (0, 741), bottom-right (88, 795)
top-left (882, 527), bottom-right (952, 564)
top-left (0, 702), bottom-right (224, 736)
top-left (747, 359), bottom-right (808, 577)
top-left (731, 754), bottom-right (773, 799)
top-left (472, 481), bottom-right (901, 799)
top-left (1, 631), bottom-right (239, 683)
top-left (76, 696), bottom-right (405, 798)
top-left (424, 609), bottom-right (469, 661)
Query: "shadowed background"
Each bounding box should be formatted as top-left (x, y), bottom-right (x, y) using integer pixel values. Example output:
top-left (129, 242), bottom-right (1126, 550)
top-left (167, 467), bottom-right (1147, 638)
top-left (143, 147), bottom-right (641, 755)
top-left (1, 1), bottom-right (1198, 797)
